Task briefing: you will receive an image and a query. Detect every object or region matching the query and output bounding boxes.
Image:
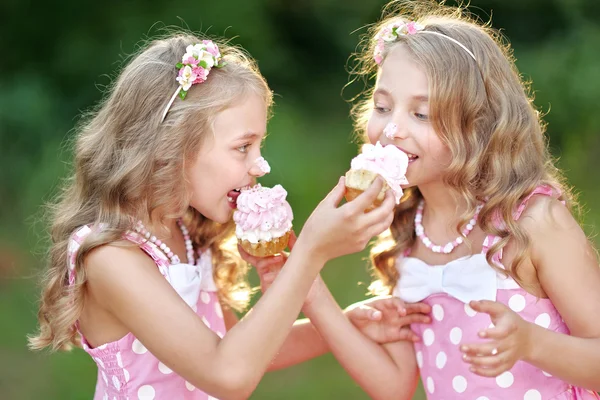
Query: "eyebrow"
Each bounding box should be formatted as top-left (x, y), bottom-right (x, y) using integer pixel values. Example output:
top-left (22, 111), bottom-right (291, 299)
top-left (235, 132), bottom-right (262, 141)
top-left (374, 88), bottom-right (429, 103)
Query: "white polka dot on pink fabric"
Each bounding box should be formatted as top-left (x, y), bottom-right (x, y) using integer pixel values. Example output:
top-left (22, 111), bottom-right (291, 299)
top-left (435, 351), bottom-right (447, 369)
top-left (432, 304), bottom-right (444, 321)
top-left (216, 331), bottom-right (224, 338)
top-left (132, 339), bottom-right (147, 354)
top-left (524, 389), bottom-right (542, 400)
top-left (208, 397), bottom-right (218, 400)
top-left (158, 362), bottom-right (172, 374)
top-left (123, 369), bottom-right (130, 382)
top-left (215, 302), bottom-right (224, 319)
top-left (475, 397), bottom-right (490, 400)
top-left (102, 371), bottom-right (108, 385)
top-left (112, 376), bottom-right (121, 390)
top-left (185, 381), bottom-right (196, 391)
top-left (496, 371), bottom-right (514, 388)
top-left (508, 294), bottom-right (526, 312)
top-left (416, 351), bottom-right (424, 368)
top-left (201, 291), bottom-right (211, 304)
top-left (542, 370), bottom-right (552, 377)
top-left (452, 375), bottom-right (467, 393)
top-left (137, 385), bottom-right (156, 399)
top-left (426, 377), bottom-right (435, 393)
top-left (534, 313), bottom-right (551, 328)
top-left (450, 327), bottom-right (462, 345)
top-left (116, 352), bottom-right (123, 368)
top-left (102, 393), bottom-right (108, 400)
top-left (423, 329), bottom-right (435, 346)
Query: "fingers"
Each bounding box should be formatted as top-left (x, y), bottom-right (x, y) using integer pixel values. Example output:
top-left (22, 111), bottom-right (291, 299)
top-left (468, 365), bottom-right (510, 378)
top-left (346, 177), bottom-right (385, 213)
top-left (347, 305), bottom-right (383, 324)
top-left (460, 341), bottom-right (501, 357)
top-left (469, 300), bottom-right (509, 319)
top-left (478, 322), bottom-right (515, 340)
top-left (364, 296), bottom-right (406, 315)
top-left (237, 244), bottom-right (261, 265)
top-left (386, 327), bottom-right (421, 343)
top-left (397, 313), bottom-right (431, 326)
top-left (288, 230), bottom-right (297, 250)
top-left (404, 302), bottom-right (432, 315)
top-left (323, 176), bottom-right (347, 207)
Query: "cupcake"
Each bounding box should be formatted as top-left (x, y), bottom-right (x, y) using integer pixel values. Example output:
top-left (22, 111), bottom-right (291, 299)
top-left (233, 184), bottom-right (294, 257)
top-left (345, 141), bottom-right (409, 208)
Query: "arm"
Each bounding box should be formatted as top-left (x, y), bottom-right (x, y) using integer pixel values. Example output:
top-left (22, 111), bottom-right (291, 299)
top-left (302, 282), bottom-right (420, 400)
top-left (86, 177), bottom-right (394, 400)
top-left (236, 236), bottom-right (430, 372)
top-left (463, 196), bottom-right (600, 390)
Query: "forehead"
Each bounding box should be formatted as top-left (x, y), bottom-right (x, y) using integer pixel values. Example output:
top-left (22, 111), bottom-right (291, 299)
top-left (211, 93), bottom-right (268, 141)
top-left (376, 45), bottom-right (429, 97)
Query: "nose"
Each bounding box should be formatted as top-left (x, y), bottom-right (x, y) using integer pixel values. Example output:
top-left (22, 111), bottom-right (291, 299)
top-left (249, 156), bottom-right (271, 177)
top-left (384, 118), bottom-right (409, 141)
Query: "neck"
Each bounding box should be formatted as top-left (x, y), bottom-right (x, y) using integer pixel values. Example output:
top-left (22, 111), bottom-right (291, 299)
top-left (417, 181), bottom-right (469, 222)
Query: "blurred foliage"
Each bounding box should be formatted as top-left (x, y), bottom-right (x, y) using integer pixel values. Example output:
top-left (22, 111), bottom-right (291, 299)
top-left (1, 0), bottom-right (599, 398)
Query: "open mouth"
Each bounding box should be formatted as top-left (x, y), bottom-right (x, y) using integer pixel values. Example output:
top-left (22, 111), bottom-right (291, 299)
top-left (406, 153), bottom-right (419, 163)
top-left (227, 185), bottom-right (252, 208)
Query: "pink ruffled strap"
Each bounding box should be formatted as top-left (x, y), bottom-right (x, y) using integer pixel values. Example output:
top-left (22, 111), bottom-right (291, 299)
top-left (482, 185), bottom-right (563, 262)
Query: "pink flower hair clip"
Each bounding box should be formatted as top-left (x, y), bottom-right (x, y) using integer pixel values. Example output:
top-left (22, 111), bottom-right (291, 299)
top-left (374, 21), bottom-right (424, 65)
top-left (373, 20), bottom-right (477, 65)
top-left (161, 40), bottom-right (226, 121)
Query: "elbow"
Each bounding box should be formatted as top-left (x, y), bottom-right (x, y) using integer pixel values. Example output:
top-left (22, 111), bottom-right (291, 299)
top-left (211, 365), bottom-right (260, 400)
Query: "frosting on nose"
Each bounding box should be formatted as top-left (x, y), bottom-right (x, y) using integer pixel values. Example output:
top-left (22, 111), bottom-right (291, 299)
top-left (254, 156), bottom-right (271, 174)
top-left (384, 122), bottom-right (398, 139)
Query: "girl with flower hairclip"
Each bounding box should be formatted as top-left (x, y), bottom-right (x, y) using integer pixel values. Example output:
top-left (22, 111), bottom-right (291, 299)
top-left (245, 1), bottom-right (600, 399)
top-left (27, 31), bottom-right (419, 399)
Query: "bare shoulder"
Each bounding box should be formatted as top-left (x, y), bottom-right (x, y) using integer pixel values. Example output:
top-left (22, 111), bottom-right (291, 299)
top-left (518, 194), bottom-right (579, 233)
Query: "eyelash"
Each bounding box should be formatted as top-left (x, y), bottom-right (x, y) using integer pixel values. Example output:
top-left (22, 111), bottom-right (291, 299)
top-left (237, 144), bottom-right (251, 153)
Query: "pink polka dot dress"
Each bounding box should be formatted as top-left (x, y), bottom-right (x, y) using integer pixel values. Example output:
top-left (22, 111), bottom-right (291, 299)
top-left (68, 226), bottom-right (226, 400)
top-left (393, 187), bottom-right (600, 399)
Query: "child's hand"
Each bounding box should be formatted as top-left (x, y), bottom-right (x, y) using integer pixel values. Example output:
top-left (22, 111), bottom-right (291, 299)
top-left (298, 176), bottom-right (396, 264)
top-left (238, 232), bottom-right (325, 307)
top-left (238, 232), bottom-right (297, 292)
top-left (460, 300), bottom-right (534, 377)
top-left (345, 297), bottom-right (432, 344)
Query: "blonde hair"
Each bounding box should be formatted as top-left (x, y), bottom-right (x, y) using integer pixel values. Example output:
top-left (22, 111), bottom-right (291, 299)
top-left (29, 32), bottom-right (273, 351)
top-left (349, 1), bottom-right (575, 293)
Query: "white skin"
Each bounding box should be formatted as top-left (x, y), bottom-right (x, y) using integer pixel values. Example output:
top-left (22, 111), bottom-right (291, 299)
top-left (302, 43), bottom-right (600, 399)
top-left (79, 92), bottom-right (404, 400)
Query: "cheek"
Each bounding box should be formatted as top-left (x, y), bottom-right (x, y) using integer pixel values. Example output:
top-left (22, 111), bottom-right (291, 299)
top-left (366, 117), bottom-right (381, 144)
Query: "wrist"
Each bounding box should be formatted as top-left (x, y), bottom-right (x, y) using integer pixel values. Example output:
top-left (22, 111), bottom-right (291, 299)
top-left (301, 276), bottom-right (330, 315)
top-left (522, 321), bottom-right (541, 363)
top-left (291, 234), bottom-right (327, 271)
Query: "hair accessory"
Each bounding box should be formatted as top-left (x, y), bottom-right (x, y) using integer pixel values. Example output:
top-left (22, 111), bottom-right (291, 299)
top-left (374, 20), bottom-right (476, 65)
top-left (161, 40), bottom-right (226, 122)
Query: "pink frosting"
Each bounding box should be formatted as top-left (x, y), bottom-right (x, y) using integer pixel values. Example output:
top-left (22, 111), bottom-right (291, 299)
top-left (350, 141), bottom-right (409, 203)
top-left (233, 184), bottom-right (293, 242)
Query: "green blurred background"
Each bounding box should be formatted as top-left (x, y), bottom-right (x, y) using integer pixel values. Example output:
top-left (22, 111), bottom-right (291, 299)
top-left (2, 0), bottom-right (600, 398)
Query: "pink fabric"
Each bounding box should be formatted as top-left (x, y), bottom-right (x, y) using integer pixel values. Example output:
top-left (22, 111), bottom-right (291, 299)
top-left (68, 227), bottom-right (226, 400)
top-left (397, 186), bottom-right (600, 399)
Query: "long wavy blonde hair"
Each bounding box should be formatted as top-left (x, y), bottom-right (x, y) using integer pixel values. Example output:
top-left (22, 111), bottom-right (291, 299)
top-left (349, 1), bottom-right (575, 293)
top-left (29, 32), bottom-right (272, 351)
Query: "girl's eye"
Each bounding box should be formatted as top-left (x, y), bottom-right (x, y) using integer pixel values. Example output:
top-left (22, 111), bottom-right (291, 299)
top-left (237, 144), bottom-right (250, 153)
top-left (415, 112), bottom-right (429, 121)
top-left (375, 106), bottom-right (390, 113)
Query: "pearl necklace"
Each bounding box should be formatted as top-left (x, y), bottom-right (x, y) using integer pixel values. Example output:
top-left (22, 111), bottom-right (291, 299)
top-left (414, 200), bottom-right (483, 254)
top-left (134, 219), bottom-right (195, 264)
